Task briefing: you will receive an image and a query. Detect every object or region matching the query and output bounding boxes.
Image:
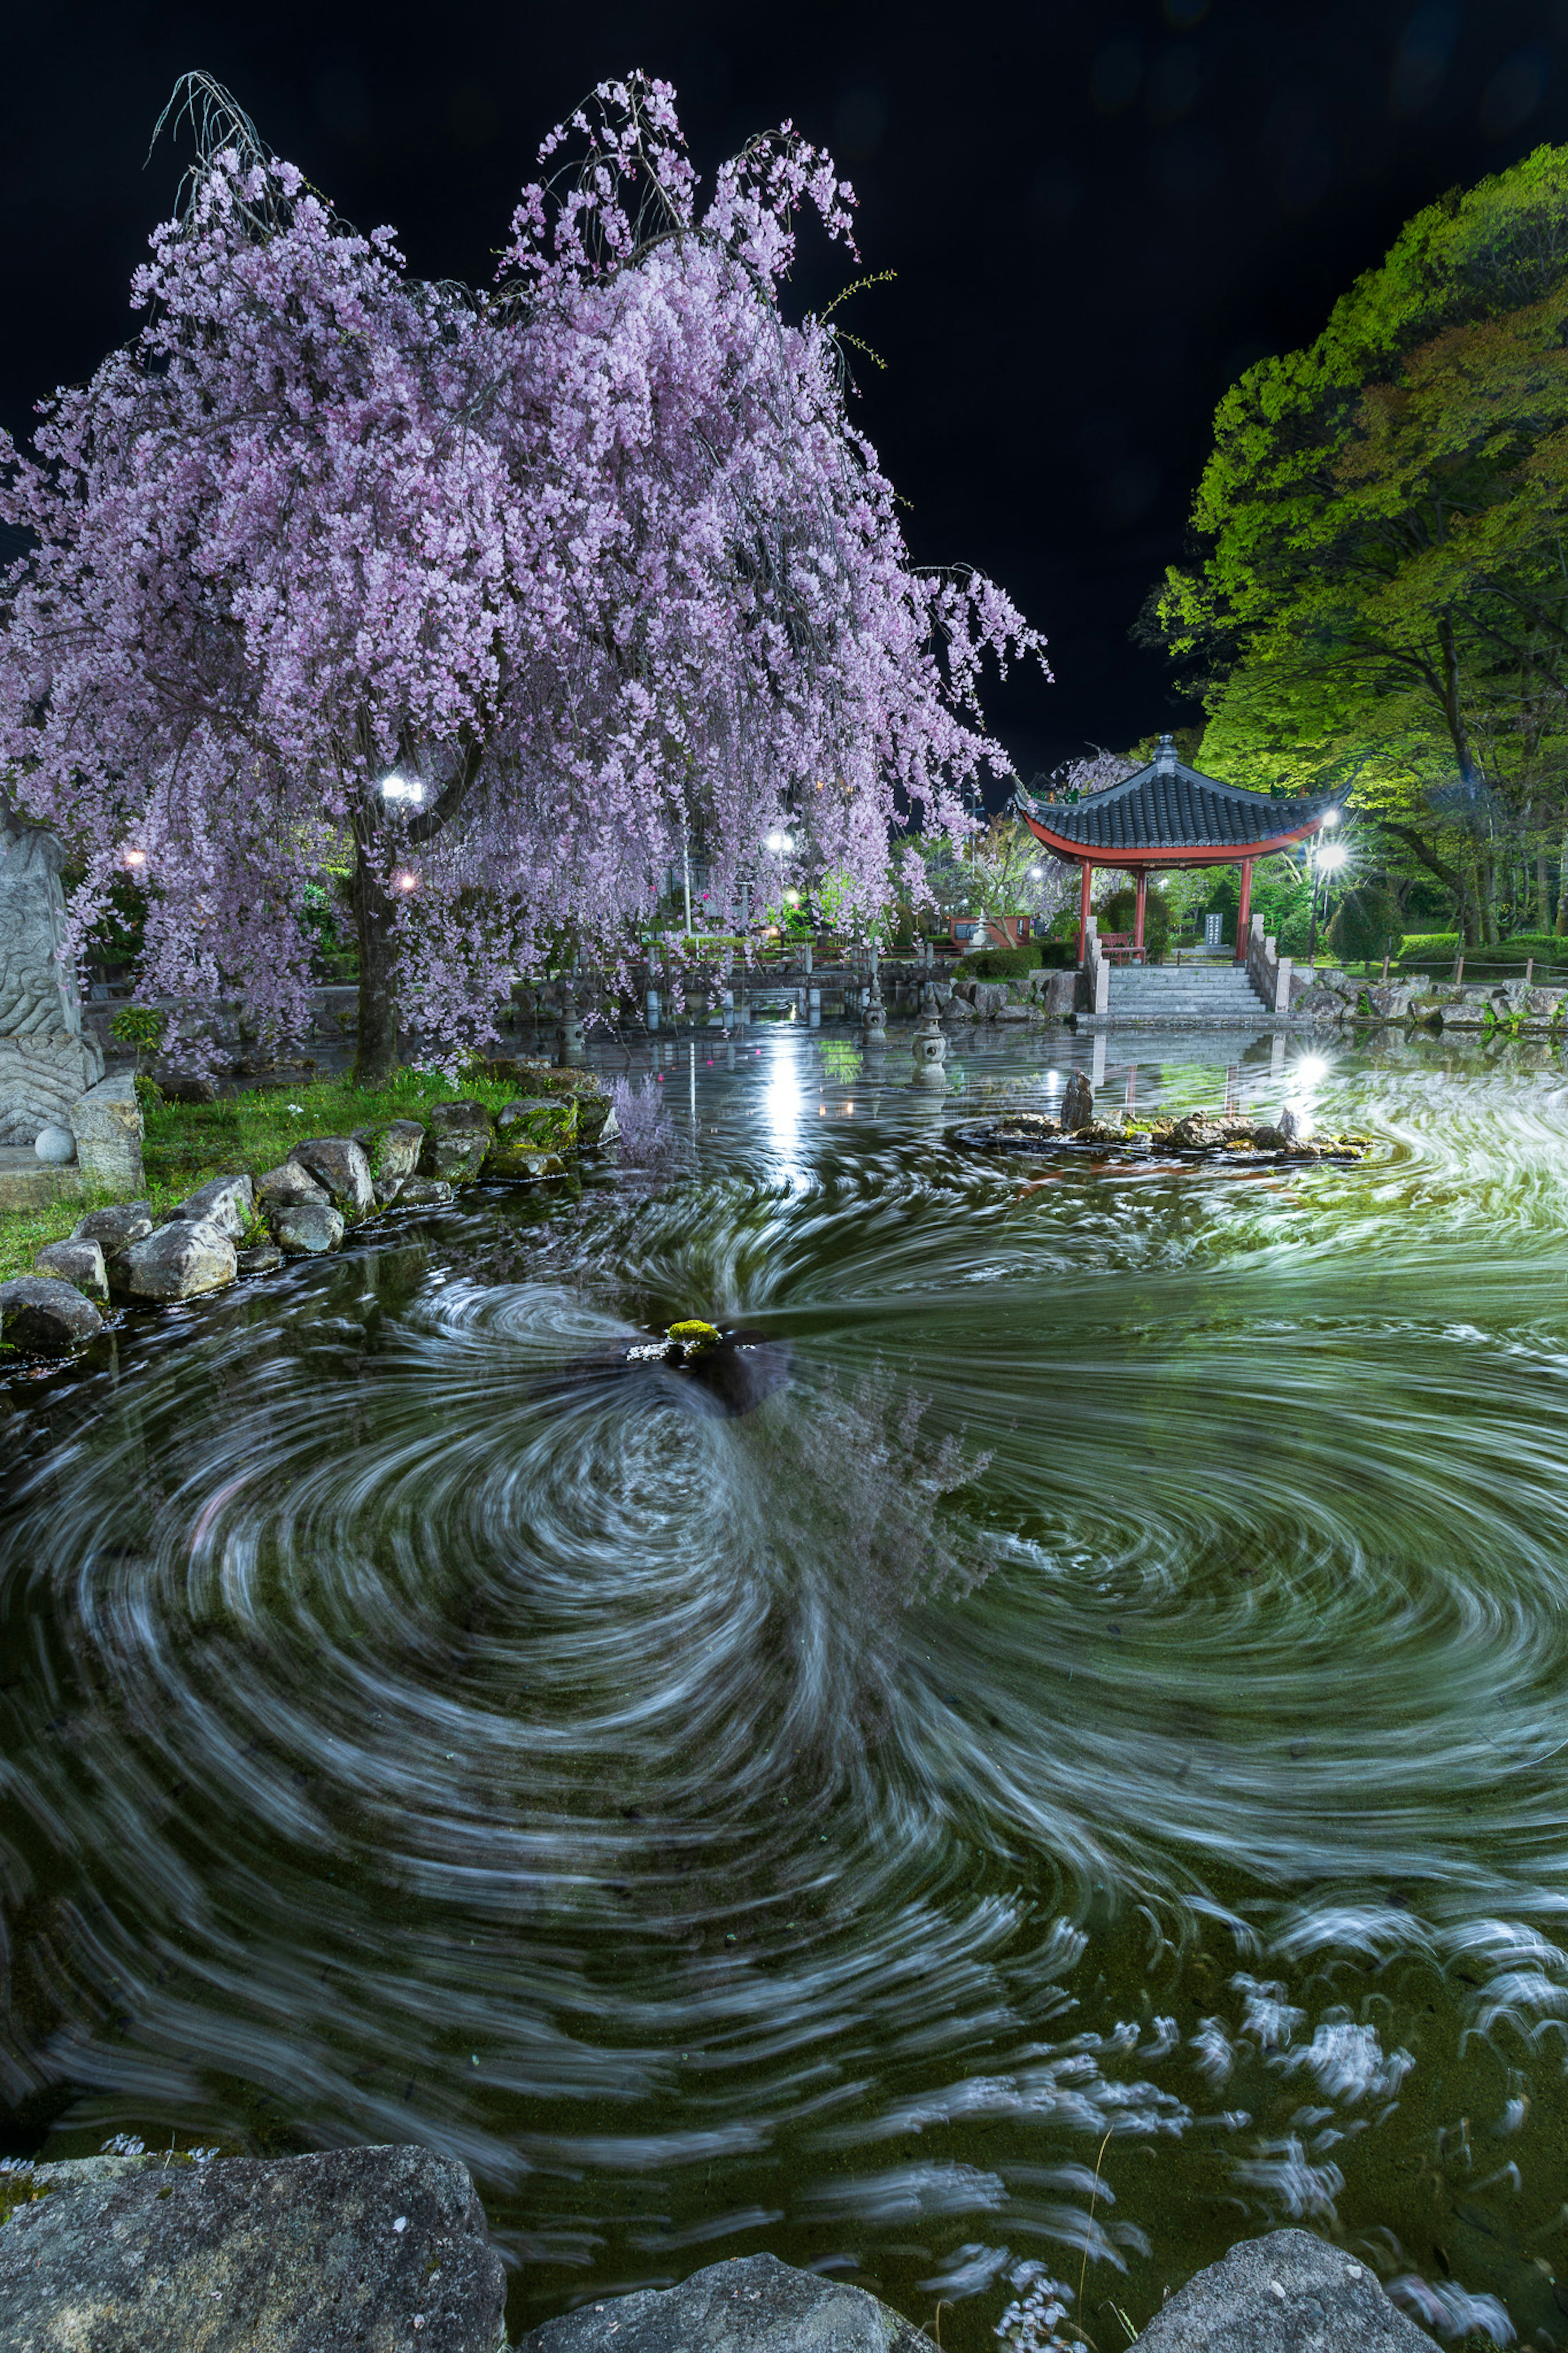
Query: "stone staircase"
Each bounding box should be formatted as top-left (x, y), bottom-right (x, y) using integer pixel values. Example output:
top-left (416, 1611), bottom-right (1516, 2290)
top-left (1101, 957), bottom-right (1274, 1025)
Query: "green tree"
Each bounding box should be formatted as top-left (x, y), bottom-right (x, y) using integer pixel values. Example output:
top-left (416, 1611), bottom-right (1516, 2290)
top-left (1152, 143), bottom-right (1568, 945)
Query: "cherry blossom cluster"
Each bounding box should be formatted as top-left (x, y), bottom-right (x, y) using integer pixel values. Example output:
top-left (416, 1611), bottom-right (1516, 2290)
top-left (0, 75), bottom-right (1046, 1067)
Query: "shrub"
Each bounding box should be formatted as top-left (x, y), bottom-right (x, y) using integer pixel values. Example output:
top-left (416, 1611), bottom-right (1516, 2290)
top-left (1101, 885), bottom-right (1172, 960)
top-left (1500, 930), bottom-right (1568, 964)
top-left (955, 943), bottom-right (1039, 979)
top-left (1327, 884), bottom-right (1402, 964)
top-left (109, 1003), bottom-right (167, 1052)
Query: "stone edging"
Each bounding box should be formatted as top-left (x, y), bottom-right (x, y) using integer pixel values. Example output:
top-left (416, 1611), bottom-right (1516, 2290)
top-left (0, 1066), bottom-right (617, 1358)
top-left (0, 2162), bottom-right (1441, 2353)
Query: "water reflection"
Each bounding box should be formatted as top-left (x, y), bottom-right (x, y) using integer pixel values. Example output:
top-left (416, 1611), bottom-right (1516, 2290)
top-left (3, 1026), bottom-right (1568, 2348)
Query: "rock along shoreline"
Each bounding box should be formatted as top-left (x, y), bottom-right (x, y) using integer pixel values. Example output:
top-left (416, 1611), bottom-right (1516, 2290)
top-left (0, 2144), bottom-right (1439, 2353)
top-left (0, 1061), bottom-right (617, 1361)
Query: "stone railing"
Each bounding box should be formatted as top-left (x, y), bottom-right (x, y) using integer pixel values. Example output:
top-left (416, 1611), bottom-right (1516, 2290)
top-left (1245, 913), bottom-right (1294, 1014)
top-left (1082, 916), bottom-right (1111, 1016)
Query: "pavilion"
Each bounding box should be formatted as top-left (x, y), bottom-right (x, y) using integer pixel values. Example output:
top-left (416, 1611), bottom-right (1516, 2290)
top-left (1014, 735), bottom-right (1341, 966)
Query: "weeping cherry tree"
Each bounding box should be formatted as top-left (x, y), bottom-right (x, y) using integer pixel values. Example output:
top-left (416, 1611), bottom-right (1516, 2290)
top-left (0, 74), bottom-right (1045, 1081)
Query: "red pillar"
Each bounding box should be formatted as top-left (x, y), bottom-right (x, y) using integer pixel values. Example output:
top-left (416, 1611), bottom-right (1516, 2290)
top-left (1134, 869), bottom-right (1148, 961)
top-left (1235, 858), bottom-right (1254, 963)
top-left (1077, 860), bottom-right (1093, 965)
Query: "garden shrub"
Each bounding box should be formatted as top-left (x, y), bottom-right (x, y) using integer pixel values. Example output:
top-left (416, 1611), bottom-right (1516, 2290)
top-left (1101, 885), bottom-right (1172, 959)
top-left (1327, 884), bottom-right (1403, 964)
top-left (955, 943), bottom-right (1039, 980)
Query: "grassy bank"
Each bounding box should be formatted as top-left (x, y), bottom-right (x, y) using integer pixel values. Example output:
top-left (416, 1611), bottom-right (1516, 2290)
top-left (0, 1063), bottom-right (568, 1287)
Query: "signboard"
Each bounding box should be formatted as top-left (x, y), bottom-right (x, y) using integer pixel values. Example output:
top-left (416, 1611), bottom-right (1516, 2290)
top-left (1204, 914), bottom-right (1224, 948)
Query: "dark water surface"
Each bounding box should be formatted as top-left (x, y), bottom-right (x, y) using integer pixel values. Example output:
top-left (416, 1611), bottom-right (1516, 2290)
top-left (5, 1023), bottom-right (1568, 2349)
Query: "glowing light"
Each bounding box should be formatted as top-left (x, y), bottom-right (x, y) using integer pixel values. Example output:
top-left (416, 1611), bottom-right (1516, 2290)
top-left (764, 1044), bottom-right (803, 1160)
top-left (122, 848), bottom-right (147, 870)
top-left (1029, 865), bottom-right (1043, 879)
top-left (391, 868), bottom-right (419, 893)
top-left (1317, 842), bottom-right (1349, 874)
top-left (765, 830), bottom-right (793, 854)
top-left (380, 773), bottom-right (425, 805)
top-left (1322, 807), bottom-right (1341, 827)
top-left (1294, 1055), bottom-right (1330, 1089)
top-left (784, 888), bottom-right (801, 905)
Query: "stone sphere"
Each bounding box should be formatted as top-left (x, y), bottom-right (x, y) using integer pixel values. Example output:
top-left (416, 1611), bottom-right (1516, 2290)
top-left (34, 1124), bottom-right (76, 1165)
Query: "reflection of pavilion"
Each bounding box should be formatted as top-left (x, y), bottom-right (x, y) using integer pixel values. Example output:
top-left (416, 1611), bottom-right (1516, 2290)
top-left (1016, 735), bottom-right (1339, 965)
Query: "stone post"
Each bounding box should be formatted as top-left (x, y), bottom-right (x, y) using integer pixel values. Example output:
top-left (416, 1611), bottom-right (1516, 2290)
top-left (70, 1071), bottom-right (144, 1193)
top-left (0, 814), bottom-right (104, 1148)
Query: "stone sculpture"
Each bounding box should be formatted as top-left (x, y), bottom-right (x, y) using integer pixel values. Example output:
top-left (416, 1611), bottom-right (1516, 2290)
top-left (0, 810), bottom-right (103, 1145)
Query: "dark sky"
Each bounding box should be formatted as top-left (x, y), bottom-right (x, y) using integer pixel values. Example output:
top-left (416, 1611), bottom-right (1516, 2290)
top-left (5, 0), bottom-right (1568, 792)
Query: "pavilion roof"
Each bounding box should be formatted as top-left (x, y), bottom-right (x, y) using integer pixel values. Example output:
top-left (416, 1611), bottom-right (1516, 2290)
top-left (1015, 737), bottom-right (1340, 859)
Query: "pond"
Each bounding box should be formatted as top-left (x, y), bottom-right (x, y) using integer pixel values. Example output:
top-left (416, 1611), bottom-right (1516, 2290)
top-left (3, 1021), bottom-right (1568, 2350)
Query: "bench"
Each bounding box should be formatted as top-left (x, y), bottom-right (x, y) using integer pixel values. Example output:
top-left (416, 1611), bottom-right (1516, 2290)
top-left (1096, 932), bottom-right (1146, 966)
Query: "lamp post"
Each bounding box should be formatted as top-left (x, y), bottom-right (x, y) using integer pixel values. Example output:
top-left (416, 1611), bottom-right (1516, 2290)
top-left (1307, 817), bottom-right (1348, 964)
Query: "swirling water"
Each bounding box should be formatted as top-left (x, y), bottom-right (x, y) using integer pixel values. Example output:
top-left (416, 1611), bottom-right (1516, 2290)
top-left (5, 1022), bottom-right (1568, 2348)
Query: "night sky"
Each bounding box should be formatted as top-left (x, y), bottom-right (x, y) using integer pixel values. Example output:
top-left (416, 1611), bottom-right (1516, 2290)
top-left (5, 0), bottom-right (1568, 792)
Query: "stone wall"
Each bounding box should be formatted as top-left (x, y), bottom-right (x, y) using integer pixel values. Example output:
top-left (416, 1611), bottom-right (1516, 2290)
top-left (1293, 966), bottom-right (1568, 1037)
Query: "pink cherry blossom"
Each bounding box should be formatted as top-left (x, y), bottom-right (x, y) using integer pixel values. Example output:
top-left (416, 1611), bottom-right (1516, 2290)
top-left (0, 75), bottom-right (1047, 1079)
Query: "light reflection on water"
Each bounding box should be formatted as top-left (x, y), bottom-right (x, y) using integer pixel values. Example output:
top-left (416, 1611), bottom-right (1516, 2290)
top-left (4, 1023), bottom-right (1568, 2348)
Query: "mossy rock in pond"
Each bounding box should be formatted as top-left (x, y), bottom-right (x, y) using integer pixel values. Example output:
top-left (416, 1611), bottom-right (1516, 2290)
top-left (481, 1059), bottom-right (612, 1147)
top-left (667, 1318), bottom-right (720, 1350)
top-left (484, 1096), bottom-right (577, 1179)
top-left (418, 1101), bottom-right (493, 1183)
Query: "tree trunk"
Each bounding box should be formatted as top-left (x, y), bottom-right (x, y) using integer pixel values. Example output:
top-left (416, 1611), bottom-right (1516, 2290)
top-left (1537, 852), bottom-right (1552, 932)
top-left (352, 833), bottom-right (401, 1088)
top-left (1383, 822), bottom-right (1478, 945)
top-left (1477, 856), bottom-right (1500, 947)
top-left (1558, 823), bottom-right (1568, 935)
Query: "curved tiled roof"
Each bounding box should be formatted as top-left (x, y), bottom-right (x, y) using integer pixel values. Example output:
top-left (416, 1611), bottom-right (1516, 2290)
top-left (1017, 743), bottom-right (1339, 856)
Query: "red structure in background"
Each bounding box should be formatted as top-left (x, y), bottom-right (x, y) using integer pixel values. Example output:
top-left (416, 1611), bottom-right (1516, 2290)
top-left (943, 912), bottom-right (1032, 951)
top-left (1017, 736), bottom-right (1340, 967)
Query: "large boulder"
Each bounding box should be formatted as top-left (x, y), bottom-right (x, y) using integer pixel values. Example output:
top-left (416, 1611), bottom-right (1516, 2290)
top-left (485, 1096), bottom-right (576, 1180)
top-left (354, 1117), bottom-right (427, 1206)
top-left (271, 1199), bottom-right (346, 1255)
top-left (290, 1134), bottom-right (374, 1220)
top-left (169, 1171), bottom-right (256, 1240)
top-left (420, 1100), bottom-right (494, 1182)
top-left (397, 1177), bottom-right (456, 1207)
top-left (0, 2143), bottom-right (508, 2353)
top-left (481, 1060), bottom-right (612, 1146)
top-left (518, 2253), bottom-right (923, 2353)
top-left (257, 1160), bottom-right (329, 1211)
top-left (1129, 2227), bottom-right (1431, 2350)
top-left (0, 1274), bottom-right (105, 1352)
top-left (73, 1199), bottom-right (154, 1253)
top-left (33, 1236), bottom-right (109, 1303)
top-left (1277, 1103), bottom-right (1316, 1150)
top-left (114, 1217), bottom-right (238, 1301)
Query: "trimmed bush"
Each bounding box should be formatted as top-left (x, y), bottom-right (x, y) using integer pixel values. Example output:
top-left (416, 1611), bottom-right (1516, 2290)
top-left (954, 943), bottom-right (1039, 980)
top-left (1398, 931), bottom-right (1567, 967)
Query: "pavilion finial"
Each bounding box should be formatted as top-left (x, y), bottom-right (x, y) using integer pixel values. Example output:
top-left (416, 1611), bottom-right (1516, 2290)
top-left (1154, 733), bottom-right (1178, 776)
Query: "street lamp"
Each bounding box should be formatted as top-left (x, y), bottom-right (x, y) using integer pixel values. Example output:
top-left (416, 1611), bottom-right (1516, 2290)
top-left (379, 772), bottom-right (425, 807)
top-left (1307, 837), bottom-right (1349, 963)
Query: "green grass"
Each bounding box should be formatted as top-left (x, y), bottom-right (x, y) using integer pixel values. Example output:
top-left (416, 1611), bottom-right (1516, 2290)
top-left (138, 1066), bottom-right (530, 1195)
top-left (0, 1189), bottom-right (123, 1286)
